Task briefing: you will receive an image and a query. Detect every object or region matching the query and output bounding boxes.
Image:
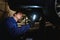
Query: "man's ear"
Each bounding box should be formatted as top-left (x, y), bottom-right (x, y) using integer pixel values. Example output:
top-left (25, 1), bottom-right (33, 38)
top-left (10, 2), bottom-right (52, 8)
top-left (13, 13), bottom-right (16, 16)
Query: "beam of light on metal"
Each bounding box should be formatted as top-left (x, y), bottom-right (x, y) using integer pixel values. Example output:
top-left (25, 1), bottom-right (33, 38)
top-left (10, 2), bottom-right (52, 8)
top-left (29, 6), bottom-right (40, 8)
top-left (20, 5), bottom-right (42, 8)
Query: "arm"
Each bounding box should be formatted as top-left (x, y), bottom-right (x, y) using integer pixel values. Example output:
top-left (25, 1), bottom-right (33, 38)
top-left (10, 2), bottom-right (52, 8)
top-left (5, 19), bottom-right (30, 36)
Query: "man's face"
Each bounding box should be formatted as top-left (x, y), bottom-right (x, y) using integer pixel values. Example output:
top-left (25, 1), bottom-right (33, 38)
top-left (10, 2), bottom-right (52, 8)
top-left (16, 12), bottom-right (23, 20)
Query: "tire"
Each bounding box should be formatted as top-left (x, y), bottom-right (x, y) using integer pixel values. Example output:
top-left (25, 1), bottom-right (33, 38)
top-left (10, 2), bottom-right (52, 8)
top-left (43, 0), bottom-right (60, 29)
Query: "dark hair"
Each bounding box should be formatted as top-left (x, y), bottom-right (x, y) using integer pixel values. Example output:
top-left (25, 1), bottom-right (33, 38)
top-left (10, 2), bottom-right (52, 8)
top-left (13, 10), bottom-right (23, 16)
top-left (15, 9), bottom-right (25, 14)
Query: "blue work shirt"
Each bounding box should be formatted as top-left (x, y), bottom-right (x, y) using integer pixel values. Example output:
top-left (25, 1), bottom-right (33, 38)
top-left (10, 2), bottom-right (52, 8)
top-left (4, 17), bottom-right (30, 37)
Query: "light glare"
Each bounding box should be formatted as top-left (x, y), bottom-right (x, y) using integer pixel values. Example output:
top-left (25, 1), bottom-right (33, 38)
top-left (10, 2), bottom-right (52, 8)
top-left (33, 14), bottom-right (36, 20)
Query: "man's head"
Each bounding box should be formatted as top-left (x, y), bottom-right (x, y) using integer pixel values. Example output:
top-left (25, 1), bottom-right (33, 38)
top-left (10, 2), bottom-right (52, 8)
top-left (13, 11), bottom-right (23, 21)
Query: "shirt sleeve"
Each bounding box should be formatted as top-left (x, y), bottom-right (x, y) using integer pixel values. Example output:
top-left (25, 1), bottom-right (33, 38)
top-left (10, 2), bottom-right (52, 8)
top-left (5, 19), bottom-right (30, 36)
